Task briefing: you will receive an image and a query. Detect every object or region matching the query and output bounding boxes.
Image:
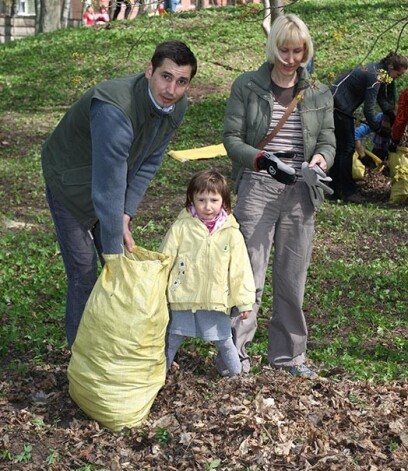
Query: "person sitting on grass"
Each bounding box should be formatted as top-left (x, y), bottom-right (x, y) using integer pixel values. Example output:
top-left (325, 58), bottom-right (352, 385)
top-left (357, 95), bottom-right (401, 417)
top-left (95, 5), bottom-right (110, 24)
top-left (83, 5), bottom-right (95, 26)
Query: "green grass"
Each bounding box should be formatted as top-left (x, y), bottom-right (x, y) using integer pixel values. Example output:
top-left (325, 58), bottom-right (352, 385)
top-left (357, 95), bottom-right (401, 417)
top-left (0, 1), bottom-right (407, 382)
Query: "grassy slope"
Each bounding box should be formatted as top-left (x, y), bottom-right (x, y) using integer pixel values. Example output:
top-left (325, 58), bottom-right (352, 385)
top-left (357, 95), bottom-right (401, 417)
top-left (0, 1), bottom-right (407, 381)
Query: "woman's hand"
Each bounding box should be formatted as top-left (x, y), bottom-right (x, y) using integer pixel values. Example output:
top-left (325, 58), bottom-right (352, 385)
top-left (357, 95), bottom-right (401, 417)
top-left (309, 153), bottom-right (328, 172)
top-left (123, 214), bottom-right (135, 252)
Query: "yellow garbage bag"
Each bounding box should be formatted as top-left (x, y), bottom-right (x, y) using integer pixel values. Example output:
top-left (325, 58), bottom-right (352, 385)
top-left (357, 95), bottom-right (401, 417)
top-left (67, 246), bottom-right (171, 432)
top-left (352, 151), bottom-right (365, 180)
top-left (388, 146), bottom-right (408, 204)
top-left (352, 149), bottom-right (384, 180)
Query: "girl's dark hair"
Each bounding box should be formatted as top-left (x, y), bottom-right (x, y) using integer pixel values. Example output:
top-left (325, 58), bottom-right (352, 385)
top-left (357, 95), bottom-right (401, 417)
top-left (151, 40), bottom-right (197, 79)
top-left (381, 51), bottom-right (408, 71)
top-left (185, 170), bottom-right (232, 214)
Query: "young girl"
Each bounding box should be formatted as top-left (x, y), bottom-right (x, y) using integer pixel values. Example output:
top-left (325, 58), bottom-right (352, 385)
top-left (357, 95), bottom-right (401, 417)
top-left (159, 170), bottom-right (255, 377)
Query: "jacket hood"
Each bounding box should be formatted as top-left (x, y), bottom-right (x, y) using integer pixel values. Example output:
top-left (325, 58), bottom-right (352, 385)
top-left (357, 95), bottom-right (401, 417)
top-left (176, 208), bottom-right (240, 230)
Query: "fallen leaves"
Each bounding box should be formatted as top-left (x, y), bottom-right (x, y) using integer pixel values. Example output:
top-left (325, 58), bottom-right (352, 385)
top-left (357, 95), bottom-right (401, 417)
top-left (0, 352), bottom-right (407, 470)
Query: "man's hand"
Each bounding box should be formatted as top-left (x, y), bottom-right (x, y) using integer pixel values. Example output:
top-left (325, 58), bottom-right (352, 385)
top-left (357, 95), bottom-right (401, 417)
top-left (256, 152), bottom-right (296, 185)
top-left (123, 214), bottom-right (135, 252)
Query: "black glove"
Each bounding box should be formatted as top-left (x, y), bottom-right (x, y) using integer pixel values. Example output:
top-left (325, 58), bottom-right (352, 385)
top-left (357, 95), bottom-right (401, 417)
top-left (359, 154), bottom-right (371, 167)
top-left (256, 152), bottom-right (296, 185)
top-left (376, 125), bottom-right (391, 138)
top-left (383, 109), bottom-right (396, 125)
top-left (389, 140), bottom-right (399, 153)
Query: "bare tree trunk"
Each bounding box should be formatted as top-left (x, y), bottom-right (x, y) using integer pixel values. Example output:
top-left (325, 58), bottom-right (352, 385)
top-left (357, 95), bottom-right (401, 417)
top-left (11, 0), bottom-right (18, 15)
top-left (35, 0), bottom-right (41, 33)
top-left (262, 0), bottom-right (284, 37)
top-left (61, 0), bottom-right (71, 28)
top-left (37, 0), bottom-right (62, 33)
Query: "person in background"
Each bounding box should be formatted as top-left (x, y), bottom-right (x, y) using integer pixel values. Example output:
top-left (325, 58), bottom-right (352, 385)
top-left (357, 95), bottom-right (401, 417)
top-left (112, 0), bottom-right (132, 20)
top-left (160, 170), bottom-right (255, 378)
top-left (164, 0), bottom-right (180, 13)
top-left (223, 14), bottom-right (335, 378)
top-left (83, 5), bottom-right (95, 26)
top-left (390, 87), bottom-right (408, 151)
top-left (41, 41), bottom-right (197, 348)
top-left (158, 2), bottom-right (166, 14)
top-left (354, 111), bottom-right (394, 164)
top-left (330, 52), bottom-right (407, 202)
top-left (95, 5), bottom-right (110, 24)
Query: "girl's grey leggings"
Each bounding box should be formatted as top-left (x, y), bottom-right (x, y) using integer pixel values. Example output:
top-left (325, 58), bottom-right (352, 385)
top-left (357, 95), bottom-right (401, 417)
top-left (166, 333), bottom-right (242, 377)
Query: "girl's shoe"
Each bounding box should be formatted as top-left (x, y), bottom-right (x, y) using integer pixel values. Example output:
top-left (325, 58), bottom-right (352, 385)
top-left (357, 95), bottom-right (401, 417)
top-left (287, 364), bottom-right (317, 378)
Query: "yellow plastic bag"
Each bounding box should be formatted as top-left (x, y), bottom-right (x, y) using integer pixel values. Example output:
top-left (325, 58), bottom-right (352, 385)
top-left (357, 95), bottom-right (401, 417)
top-left (352, 151), bottom-right (365, 180)
top-left (168, 143), bottom-right (227, 162)
top-left (68, 246), bottom-right (171, 432)
top-left (388, 146), bottom-right (408, 204)
top-left (352, 149), bottom-right (384, 180)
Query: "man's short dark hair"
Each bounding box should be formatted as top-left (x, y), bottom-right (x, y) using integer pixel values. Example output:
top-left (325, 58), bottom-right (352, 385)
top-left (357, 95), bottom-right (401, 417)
top-left (151, 40), bottom-right (197, 79)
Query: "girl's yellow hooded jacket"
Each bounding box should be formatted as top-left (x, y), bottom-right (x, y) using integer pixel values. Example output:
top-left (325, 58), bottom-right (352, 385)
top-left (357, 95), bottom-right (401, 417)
top-left (159, 209), bottom-right (255, 314)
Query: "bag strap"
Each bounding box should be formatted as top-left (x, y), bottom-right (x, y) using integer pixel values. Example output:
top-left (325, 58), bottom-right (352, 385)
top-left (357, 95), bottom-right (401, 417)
top-left (257, 89), bottom-right (305, 150)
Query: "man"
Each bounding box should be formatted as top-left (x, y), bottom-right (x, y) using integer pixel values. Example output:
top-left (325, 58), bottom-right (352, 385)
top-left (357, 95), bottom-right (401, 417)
top-left (42, 40), bottom-right (197, 348)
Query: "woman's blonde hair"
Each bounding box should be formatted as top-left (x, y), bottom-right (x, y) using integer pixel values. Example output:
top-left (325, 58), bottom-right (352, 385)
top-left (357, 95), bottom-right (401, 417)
top-left (266, 14), bottom-right (314, 67)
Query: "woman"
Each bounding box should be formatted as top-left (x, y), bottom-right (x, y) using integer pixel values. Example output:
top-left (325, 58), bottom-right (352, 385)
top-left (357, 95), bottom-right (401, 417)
top-left (83, 5), bottom-right (95, 26)
top-left (95, 5), bottom-right (110, 24)
top-left (223, 13), bottom-right (335, 378)
top-left (330, 52), bottom-right (407, 202)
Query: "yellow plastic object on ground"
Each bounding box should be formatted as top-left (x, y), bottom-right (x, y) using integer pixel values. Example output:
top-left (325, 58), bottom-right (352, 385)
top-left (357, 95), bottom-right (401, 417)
top-left (352, 151), bottom-right (366, 180)
top-left (388, 146), bottom-right (408, 204)
top-left (68, 246), bottom-right (171, 432)
top-left (352, 149), bottom-right (384, 180)
top-left (168, 143), bottom-right (227, 162)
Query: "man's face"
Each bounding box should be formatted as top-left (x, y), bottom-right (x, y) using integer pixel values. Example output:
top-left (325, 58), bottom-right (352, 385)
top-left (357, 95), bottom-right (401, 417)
top-left (145, 58), bottom-right (193, 108)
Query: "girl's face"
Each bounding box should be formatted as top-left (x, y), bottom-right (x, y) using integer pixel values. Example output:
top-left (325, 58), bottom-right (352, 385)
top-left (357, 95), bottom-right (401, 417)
top-left (193, 191), bottom-right (223, 221)
top-left (275, 42), bottom-right (305, 77)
